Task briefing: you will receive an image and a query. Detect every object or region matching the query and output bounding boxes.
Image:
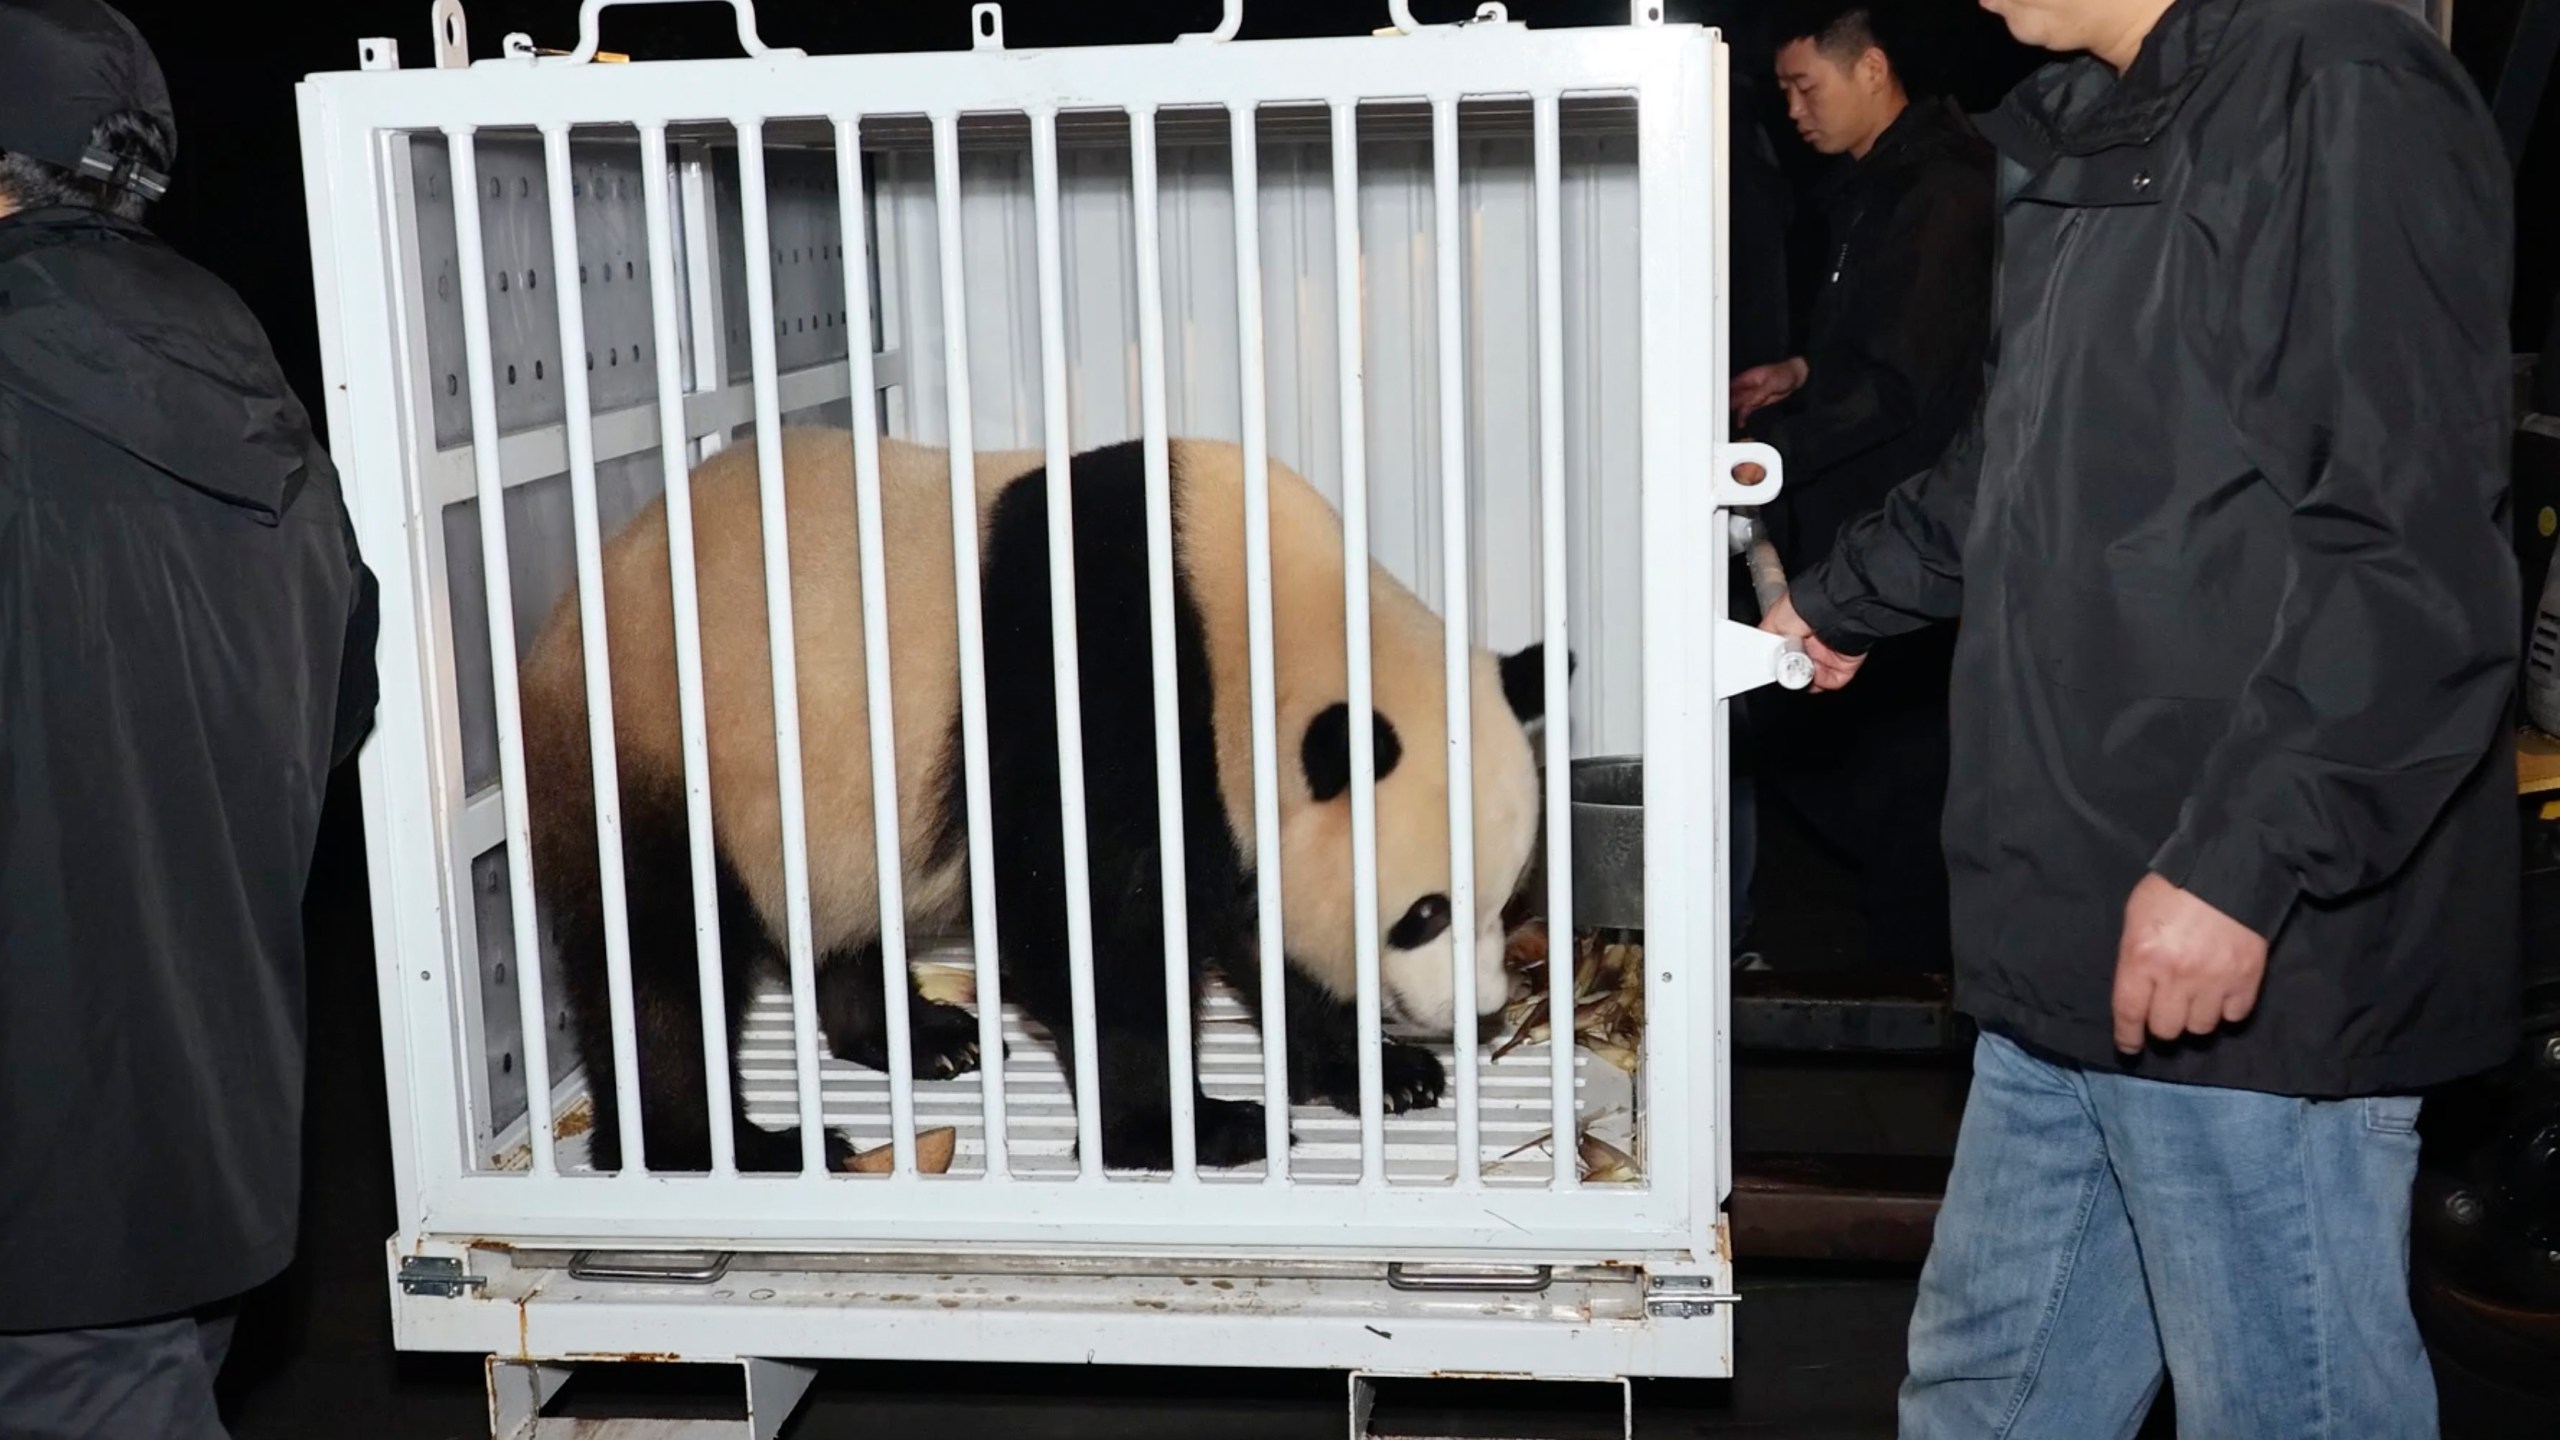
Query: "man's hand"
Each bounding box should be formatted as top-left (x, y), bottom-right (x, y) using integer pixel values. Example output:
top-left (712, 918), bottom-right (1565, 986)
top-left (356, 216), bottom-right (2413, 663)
top-left (1758, 592), bottom-right (1867, 692)
top-left (1732, 357), bottom-right (1810, 428)
top-left (2111, 873), bottom-right (2269, 1054)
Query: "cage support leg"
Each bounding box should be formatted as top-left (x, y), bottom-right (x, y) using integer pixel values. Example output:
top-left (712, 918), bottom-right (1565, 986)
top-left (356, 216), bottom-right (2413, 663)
top-left (487, 1358), bottom-right (571, 1440)
top-left (1347, 1371), bottom-right (1633, 1439)
top-left (482, 1356), bottom-right (814, 1438)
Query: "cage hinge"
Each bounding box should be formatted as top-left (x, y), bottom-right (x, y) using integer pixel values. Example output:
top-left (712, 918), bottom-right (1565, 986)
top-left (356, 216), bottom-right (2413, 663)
top-left (1643, 1275), bottom-right (1734, 1319)
top-left (398, 1254), bottom-right (489, 1298)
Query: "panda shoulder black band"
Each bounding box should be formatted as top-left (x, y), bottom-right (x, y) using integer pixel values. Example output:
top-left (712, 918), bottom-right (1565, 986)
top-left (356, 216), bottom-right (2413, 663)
top-left (76, 145), bottom-right (168, 201)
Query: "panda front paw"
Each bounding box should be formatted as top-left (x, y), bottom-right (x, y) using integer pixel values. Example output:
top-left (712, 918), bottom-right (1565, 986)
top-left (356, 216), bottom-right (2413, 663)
top-left (908, 1000), bottom-right (988, 1080)
top-left (831, 999), bottom-right (988, 1081)
top-left (1301, 1041), bottom-right (1446, 1116)
top-left (1379, 1040), bottom-right (1446, 1113)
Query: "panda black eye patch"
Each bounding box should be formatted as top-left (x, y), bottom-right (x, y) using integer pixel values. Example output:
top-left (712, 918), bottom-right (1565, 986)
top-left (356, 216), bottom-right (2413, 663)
top-left (1388, 894), bottom-right (1452, 950)
top-left (1300, 702), bottom-right (1404, 802)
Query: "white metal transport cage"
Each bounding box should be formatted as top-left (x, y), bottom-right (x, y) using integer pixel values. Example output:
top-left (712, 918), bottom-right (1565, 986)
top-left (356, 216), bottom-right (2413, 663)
top-left (297, 0), bottom-right (1800, 1430)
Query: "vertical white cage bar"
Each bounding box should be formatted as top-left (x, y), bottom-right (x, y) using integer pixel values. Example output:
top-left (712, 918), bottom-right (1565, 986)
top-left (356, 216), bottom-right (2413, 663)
top-left (1533, 95), bottom-right (1577, 1192)
top-left (1431, 96), bottom-right (1482, 1188)
top-left (735, 120), bottom-right (831, 1176)
top-left (1704, 36), bottom-right (1736, 1213)
top-left (1230, 101), bottom-right (1292, 1180)
top-left (1030, 108), bottom-right (1108, 1181)
top-left (637, 122), bottom-right (739, 1177)
top-left (540, 123), bottom-right (648, 1176)
top-left (836, 116), bottom-right (922, 1179)
top-left (443, 126), bottom-right (558, 1178)
top-left (1636, 36), bottom-right (1701, 1209)
top-left (1131, 106), bottom-right (1199, 1184)
top-left (677, 143), bottom-right (728, 464)
top-left (1329, 100), bottom-right (1387, 1186)
top-left (934, 110), bottom-right (1013, 1175)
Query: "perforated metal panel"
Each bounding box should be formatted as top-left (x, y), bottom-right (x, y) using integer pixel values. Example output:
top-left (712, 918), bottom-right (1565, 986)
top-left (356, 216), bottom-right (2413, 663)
top-left (867, 118), bottom-right (1647, 753)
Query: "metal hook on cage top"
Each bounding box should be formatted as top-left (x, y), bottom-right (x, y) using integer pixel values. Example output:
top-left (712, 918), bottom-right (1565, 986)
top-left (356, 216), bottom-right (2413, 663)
top-left (535, 0), bottom-right (808, 65)
top-left (1177, 0), bottom-right (1243, 42)
top-left (971, 3), bottom-right (1004, 50)
top-left (1383, 0), bottom-right (1511, 33)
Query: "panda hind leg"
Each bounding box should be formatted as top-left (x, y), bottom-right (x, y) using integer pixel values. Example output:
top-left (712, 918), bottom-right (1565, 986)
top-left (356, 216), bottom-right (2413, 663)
top-left (1009, 862), bottom-right (1280, 1172)
top-left (572, 787), bottom-right (853, 1176)
top-left (813, 934), bottom-right (985, 1081)
top-left (1086, 982), bottom-right (1274, 1173)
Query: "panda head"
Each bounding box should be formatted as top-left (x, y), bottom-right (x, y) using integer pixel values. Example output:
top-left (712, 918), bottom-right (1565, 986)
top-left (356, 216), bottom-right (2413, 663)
top-left (1283, 641), bottom-right (1567, 1038)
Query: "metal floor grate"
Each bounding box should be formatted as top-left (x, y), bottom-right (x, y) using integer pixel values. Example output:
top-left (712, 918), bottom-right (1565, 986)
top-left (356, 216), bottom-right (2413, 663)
top-left (509, 944), bottom-right (1639, 1186)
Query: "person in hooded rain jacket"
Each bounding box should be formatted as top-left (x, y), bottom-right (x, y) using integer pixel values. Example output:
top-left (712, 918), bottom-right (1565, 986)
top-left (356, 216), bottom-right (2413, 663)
top-left (1762, 0), bottom-right (2519, 1432)
top-left (0, 3), bottom-right (379, 1435)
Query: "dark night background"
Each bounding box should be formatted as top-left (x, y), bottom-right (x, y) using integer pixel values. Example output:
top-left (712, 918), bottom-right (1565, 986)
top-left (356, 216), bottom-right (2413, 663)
top-left (70, 0), bottom-right (2560, 1434)
top-left (118, 0), bottom-right (2560, 465)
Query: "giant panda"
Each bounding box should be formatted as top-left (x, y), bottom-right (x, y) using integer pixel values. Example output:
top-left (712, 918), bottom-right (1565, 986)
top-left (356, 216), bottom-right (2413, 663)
top-left (518, 426), bottom-right (1562, 1174)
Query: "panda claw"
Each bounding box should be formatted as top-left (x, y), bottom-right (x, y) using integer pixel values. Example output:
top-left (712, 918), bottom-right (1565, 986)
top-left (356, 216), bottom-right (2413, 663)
top-left (903, 999), bottom-right (985, 1081)
top-left (1379, 1040), bottom-right (1446, 1115)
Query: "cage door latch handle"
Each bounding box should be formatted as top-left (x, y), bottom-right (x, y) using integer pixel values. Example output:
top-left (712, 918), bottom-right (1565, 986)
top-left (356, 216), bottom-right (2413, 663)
top-left (396, 1254), bottom-right (488, 1299)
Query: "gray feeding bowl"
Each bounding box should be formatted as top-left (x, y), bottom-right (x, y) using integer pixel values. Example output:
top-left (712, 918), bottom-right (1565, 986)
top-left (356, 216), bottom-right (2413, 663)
top-left (1569, 755), bottom-right (1645, 933)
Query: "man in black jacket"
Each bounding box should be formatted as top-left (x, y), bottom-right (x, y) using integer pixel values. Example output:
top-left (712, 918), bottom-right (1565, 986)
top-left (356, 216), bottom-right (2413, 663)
top-left (1765, 0), bottom-right (2516, 1431)
top-left (1731, 0), bottom-right (1994, 974)
top-left (0, 3), bottom-right (379, 1434)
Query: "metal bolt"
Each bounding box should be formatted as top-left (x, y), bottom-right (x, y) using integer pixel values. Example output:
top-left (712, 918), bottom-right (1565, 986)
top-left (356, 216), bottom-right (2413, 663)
top-left (2444, 1190), bottom-right (2484, 1227)
top-left (2540, 1035), bottom-right (2560, 1070)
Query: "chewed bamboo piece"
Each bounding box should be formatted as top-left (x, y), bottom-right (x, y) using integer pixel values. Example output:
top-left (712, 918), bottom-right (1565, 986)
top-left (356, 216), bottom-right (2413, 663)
top-left (911, 959), bottom-right (977, 1008)
top-left (844, 1125), bottom-right (959, 1174)
top-left (1495, 919), bottom-right (1644, 1074)
top-left (1493, 1115), bottom-right (1644, 1184)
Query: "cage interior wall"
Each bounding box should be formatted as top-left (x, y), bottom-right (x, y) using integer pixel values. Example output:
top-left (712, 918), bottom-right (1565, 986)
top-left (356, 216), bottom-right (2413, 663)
top-left (405, 108), bottom-right (1655, 1190)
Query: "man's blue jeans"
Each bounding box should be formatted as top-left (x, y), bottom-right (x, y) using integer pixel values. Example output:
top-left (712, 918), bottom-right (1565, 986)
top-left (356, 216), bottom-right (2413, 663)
top-left (1902, 1029), bottom-right (2435, 1440)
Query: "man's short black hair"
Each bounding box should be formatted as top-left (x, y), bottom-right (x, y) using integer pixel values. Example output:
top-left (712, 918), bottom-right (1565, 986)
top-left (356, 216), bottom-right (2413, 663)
top-left (1772, 0), bottom-right (1889, 68)
top-left (0, 108), bottom-right (171, 221)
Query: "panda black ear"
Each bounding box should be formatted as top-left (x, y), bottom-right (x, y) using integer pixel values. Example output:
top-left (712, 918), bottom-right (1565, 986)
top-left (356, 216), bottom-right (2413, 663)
top-left (1301, 703), bottom-right (1405, 803)
top-left (1499, 644), bottom-right (1575, 725)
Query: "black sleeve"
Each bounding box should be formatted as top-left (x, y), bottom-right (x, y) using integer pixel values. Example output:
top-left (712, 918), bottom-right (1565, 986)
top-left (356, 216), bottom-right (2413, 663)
top-left (1786, 381), bottom-right (1987, 654)
top-left (331, 562), bottom-right (379, 772)
top-left (2146, 56), bottom-right (2518, 939)
top-left (1750, 156), bottom-right (1994, 483)
top-left (329, 498), bottom-right (381, 773)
